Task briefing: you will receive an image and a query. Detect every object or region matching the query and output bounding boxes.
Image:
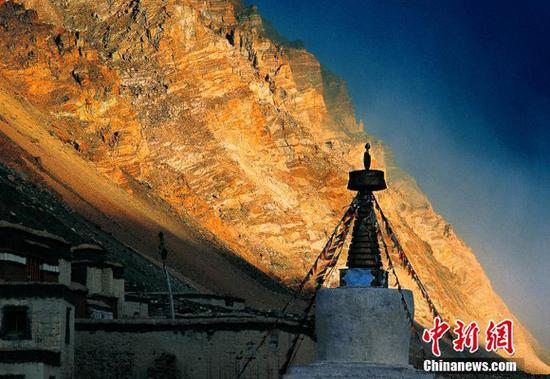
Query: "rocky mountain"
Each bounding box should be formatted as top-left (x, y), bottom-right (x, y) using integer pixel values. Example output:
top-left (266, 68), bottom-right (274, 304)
top-left (0, 0), bottom-right (547, 373)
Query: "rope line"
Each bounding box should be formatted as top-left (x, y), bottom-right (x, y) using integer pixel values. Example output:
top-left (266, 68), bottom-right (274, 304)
top-left (237, 193), bottom-right (443, 377)
top-left (236, 196), bottom-right (358, 379)
top-left (278, 212), bottom-right (353, 377)
top-left (370, 196), bottom-right (428, 361)
top-left (373, 195), bottom-right (444, 321)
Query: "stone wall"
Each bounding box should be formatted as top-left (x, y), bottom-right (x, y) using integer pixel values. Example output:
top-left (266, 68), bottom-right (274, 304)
top-left (113, 278), bottom-right (125, 316)
top-left (122, 301), bottom-right (149, 319)
top-left (75, 317), bottom-right (315, 379)
top-left (86, 267), bottom-right (103, 294)
top-left (101, 267), bottom-right (113, 296)
top-left (0, 294), bottom-right (74, 379)
top-left (58, 259), bottom-right (72, 286)
top-left (0, 362), bottom-right (59, 379)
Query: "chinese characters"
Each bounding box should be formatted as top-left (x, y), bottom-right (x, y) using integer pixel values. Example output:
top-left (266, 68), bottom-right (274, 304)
top-left (422, 317), bottom-right (514, 357)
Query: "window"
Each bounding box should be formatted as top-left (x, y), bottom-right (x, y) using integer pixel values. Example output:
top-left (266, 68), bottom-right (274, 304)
top-left (71, 266), bottom-right (87, 286)
top-left (26, 257), bottom-right (41, 281)
top-left (40, 263), bottom-right (59, 273)
top-left (65, 307), bottom-right (71, 344)
top-left (0, 306), bottom-right (31, 340)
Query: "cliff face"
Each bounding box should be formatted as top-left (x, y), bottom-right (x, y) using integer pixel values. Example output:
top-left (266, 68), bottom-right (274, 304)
top-left (0, 0), bottom-right (547, 373)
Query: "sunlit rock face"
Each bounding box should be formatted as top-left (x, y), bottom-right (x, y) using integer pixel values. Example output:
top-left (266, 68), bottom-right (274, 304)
top-left (0, 0), bottom-right (548, 373)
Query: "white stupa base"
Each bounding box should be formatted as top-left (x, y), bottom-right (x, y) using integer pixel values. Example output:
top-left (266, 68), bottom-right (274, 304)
top-left (284, 287), bottom-right (434, 379)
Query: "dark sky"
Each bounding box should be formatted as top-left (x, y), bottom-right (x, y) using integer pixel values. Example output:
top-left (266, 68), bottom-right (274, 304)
top-left (248, 0), bottom-right (550, 349)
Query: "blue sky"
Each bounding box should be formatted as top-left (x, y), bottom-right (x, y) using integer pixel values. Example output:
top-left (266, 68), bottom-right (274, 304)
top-left (247, 0), bottom-right (550, 349)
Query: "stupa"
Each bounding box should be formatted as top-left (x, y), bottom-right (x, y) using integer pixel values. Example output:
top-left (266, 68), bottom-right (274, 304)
top-left (284, 143), bottom-right (433, 379)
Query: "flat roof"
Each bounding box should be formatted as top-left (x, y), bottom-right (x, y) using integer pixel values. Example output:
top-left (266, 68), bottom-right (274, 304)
top-left (75, 316), bottom-right (314, 337)
top-left (71, 243), bottom-right (105, 252)
top-left (0, 282), bottom-right (85, 303)
top-left (0, 220), bottom-right (72, 262)
top-left (0, 220), bottom-right (69, 244)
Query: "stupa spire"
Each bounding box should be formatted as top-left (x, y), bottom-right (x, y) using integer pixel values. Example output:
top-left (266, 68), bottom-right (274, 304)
top-left (341, 142), bottom-right (388, 287)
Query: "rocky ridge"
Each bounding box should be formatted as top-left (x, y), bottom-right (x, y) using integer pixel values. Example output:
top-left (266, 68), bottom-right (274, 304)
top-left (0, 0), bottom-right (547, 373)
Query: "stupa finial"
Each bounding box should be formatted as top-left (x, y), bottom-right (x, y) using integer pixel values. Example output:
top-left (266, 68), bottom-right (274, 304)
top-left (363, 142), bottom-right (371, 170)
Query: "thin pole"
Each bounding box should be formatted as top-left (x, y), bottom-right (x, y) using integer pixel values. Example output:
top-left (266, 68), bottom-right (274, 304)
top-left (159, 232), bottom-right (175, 320)
top-left (163, 259), bottom-right (175, 320)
